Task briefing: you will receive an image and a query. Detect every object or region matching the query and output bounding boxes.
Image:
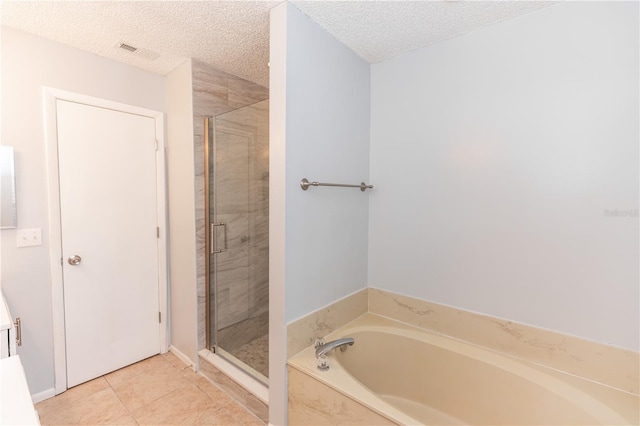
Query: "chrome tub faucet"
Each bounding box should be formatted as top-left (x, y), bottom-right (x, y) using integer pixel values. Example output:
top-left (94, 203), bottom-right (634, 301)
top-left (314, 337), bottom-right (355, 371)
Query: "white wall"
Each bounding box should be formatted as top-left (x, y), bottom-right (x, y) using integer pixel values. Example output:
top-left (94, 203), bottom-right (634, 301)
top-left (282, 4), bottom-right (371, 324)
top-left (269, 6), bottom-right (287, 424)
top-left (0, 27), bottom-right (165, 394)
top-left (269, 3), bottom-right (371, 424)
top-left (164, 60), bottom-right (198, 364)
top-left (369, 2), bottom-right (639, 350)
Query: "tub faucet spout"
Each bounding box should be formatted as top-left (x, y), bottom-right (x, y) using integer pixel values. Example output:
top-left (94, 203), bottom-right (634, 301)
top-left (315, 337), bottom-right (355, 358)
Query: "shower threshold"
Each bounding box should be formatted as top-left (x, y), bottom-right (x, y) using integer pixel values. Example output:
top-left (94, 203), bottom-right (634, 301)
top-left (215, 346), bottom-right (268, 386)
top-left (198, 348), bottom-right (269, 410)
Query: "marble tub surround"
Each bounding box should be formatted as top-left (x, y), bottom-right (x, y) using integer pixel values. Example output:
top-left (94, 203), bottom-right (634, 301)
top-left (191, 59), bottom-right (269, 352)
top-left (288, 366), bottom-right (398, 426)
top-left (288, 314), bottom-right (639, 425)
top-left (369, 288), bottom-right (640, 395)
top-left (287, 288), bottom-right (368, 358)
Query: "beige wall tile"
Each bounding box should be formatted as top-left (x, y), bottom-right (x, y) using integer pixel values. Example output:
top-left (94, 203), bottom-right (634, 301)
top-left (287, 288), bottom-right (368, 358)
top-left (369, 288), bottom-right (639, 394)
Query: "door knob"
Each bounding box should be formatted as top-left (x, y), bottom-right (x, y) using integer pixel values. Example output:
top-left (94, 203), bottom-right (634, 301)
top-left (68, 255), bottom-right (82, 265)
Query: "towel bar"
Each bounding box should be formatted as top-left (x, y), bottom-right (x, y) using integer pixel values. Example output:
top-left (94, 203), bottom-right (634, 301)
top-left (300, 178), bottom-right (373, 192)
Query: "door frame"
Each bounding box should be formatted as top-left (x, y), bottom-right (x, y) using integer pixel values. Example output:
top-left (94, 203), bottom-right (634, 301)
top-left (43, 88), bottom-right (169, 394)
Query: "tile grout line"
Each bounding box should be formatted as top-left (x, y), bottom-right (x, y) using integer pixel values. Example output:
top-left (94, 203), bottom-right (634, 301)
top-left (194, 372), bottom-right (265, 424)
top-left (131, 356), bottom-right (194, 422)
top-left (191, 375), bottom-right (251, 423)
top-left (107, 355), bottom-right (182, 424)
top-left (106, 376), bottom-right (136, 424)
top-left (39, 354), bottom-right (265, 425)
top-left (157, 354), bottom-right (260, 425)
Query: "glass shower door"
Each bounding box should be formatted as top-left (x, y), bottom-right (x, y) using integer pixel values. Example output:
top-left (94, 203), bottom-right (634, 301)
top-left (208, 99), bottom-right (269, 382)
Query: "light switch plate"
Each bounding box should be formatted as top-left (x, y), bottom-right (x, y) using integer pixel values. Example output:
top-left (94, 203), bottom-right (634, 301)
top-left (16, 228), bottom-right (43, 248)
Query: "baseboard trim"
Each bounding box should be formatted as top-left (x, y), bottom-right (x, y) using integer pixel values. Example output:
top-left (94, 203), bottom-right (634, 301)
top-left (169, 345), bottom-right (195, 370)
top-left (31, 387), bottom-right (55, 403)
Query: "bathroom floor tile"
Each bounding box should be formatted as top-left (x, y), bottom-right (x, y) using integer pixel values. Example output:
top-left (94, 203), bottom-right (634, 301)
top-left (109, 363), bottom-right (193, 412)
top-left (35, 377), bottom-right (110, 417)
top-left (132, 385), bottom-right (214, 425)
top-left (102, 415), bottom-right (139, 425)
top-left (162, 351), bottom-right (188, 368)
top-left (194, 407), bottom-right (240, 425)
top-left (230, 333), bottom-right (269, 378)
top-left (179, 364), bottom-right (203, 383)
top-left (37, 387), bottom-right (129, 425)
top-left (105, 354), bottom-right (172, 386)
top-left (35, 353), bottom-right (267, 426)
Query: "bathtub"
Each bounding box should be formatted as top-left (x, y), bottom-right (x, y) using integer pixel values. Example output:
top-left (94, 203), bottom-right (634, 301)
top-left (288, 314), bottom-right (639, 425)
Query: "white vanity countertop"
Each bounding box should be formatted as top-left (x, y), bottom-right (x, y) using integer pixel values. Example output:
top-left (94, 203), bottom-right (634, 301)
top-left (0, 290), bottom-right (11, 331)
top-left (0, 355), bottom-right (40, 425)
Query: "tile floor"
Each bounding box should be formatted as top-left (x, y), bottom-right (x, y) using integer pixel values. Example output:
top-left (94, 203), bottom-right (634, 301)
top-left (230, 334), bottom-right (269, 378)
top-left (216, 313), bottom-right (269, 379)
top-left (35, 352), bottom-right (266, 425)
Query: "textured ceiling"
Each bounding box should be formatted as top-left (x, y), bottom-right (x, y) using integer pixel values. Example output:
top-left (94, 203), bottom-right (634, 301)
top-left (291, 1), bottom-right (555, 63)
top-left (1, 1), bottom-right (277, 86)
top-left (1, 1), bottom-right (555, 87)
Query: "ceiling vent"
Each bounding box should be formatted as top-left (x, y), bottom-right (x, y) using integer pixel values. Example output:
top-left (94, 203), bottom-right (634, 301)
top-left (114, 41), bottom-right (160, 61)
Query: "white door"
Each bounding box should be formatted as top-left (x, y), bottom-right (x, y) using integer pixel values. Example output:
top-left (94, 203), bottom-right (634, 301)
top-left (56, 99), bottom-right (160, 387)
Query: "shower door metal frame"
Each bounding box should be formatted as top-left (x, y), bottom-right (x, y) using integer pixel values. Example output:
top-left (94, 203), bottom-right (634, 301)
top-left (205, 115), bottom-right (241, 359)
top-left (204, 116), bottom-right (217, 353)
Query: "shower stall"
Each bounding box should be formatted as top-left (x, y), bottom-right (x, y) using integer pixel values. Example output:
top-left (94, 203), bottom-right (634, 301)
top-left (205, 99), bottom-right (269, 383)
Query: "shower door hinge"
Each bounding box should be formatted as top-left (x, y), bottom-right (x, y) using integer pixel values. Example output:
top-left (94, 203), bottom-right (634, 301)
top-left (154, 139), bottom-right (158, 151)
top-left (157, 227), bottom-right (160, 238)
top-left (158, 312), bottom-right (161, 323)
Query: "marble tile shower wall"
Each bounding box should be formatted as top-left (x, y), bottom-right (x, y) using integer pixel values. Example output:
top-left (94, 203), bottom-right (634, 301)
top-left (248, 100), bottom-right (269, 323)
top-left (192, 60), bottom-right (269, 351)
top-left (213, 101), bottom-right (269, 329)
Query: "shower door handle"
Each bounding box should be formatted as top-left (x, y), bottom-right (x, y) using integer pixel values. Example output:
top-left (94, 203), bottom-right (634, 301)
top-left (211, 222), bottom-right (227, 254)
